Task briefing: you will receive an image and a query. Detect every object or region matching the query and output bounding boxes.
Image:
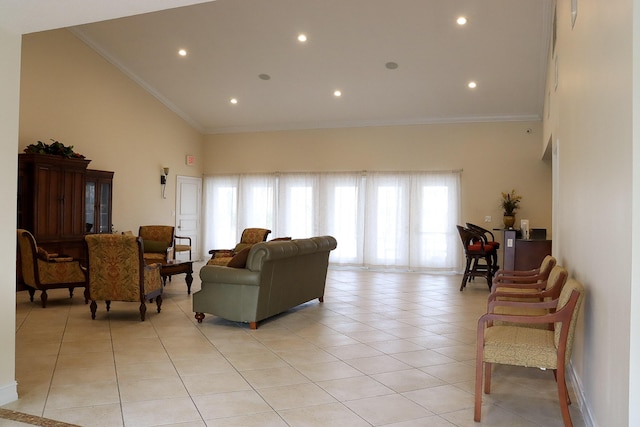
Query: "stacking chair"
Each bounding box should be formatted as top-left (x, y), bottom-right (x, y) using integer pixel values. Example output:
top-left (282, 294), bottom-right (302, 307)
top-left (207, 227), bottom-right (271, 265)
top-left (488, 265), bottom-right (569, 329)
top-left (490, 264), bottom-right (568, 303)
top-left (16, 229), bottom-right (86, 307)
top-left (475, 279), bottom-right (585, 426)
top-left (493, 255), bottom-right (557, 287)
top-left (84, 234), bottom-right (163, 321)
top-left (457, 225), bottom-right (497, 291)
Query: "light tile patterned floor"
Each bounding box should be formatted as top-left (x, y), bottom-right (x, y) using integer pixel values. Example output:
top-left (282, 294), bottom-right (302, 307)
top-left (5, 263), bottom-right (585, 426)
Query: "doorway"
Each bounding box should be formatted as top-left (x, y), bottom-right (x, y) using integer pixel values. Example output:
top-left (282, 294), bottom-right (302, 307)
top-left (175, 176), bottom-right (202, 261)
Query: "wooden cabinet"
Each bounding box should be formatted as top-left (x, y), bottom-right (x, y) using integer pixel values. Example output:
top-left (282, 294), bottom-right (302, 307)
top-left (502, 229), bottom-right (552, 271)
top-left (85, 169), bottom-right (114, 234)
top-left (18, 153), bottom-right (91, 259)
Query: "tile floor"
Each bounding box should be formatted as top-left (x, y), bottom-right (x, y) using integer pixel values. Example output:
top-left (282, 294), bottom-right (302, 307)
top-left (5, 263), bottom-right (585, 426)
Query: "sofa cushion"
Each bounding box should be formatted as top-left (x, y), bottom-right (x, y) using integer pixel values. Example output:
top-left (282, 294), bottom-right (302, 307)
top-left (143, 240), bottom-right (169, 253)
top-left (227, 247), bottom-right (251, 268)
top-left (233, 242), bottom-right (253, 253)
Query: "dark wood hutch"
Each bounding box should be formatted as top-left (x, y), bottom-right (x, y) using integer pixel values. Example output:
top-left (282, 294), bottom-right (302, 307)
top-left (17, 153), bottom-right (113, 261)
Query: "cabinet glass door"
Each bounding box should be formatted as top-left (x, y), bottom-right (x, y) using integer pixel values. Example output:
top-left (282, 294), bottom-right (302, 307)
top-left (99, 182), bottom-right (111, 233)
top-left (85, 181), bottom-right (96, 233)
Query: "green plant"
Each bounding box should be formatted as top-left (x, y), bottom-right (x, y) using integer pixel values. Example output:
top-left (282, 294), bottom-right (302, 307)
top-left (500, 189), bottom-right (522, 216)
top-left (23, 139), bottom-right (85, 158)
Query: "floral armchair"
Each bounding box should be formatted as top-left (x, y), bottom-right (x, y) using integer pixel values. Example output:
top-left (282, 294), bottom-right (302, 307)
top-left (207, 228), bottom-right (271, 266)
top-left (84, 234), bottom-right (163, 321)
top-left (138, 225), bottom-right (174, 264)
top-left (17, 229), bottom-right (86, 308)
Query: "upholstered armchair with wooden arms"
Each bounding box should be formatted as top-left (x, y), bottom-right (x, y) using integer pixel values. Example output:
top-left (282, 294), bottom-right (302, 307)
top-left (84, 234), bottom-right (163, 321)
top-left (138, 225), bottom-right (175, 264)
top-left (17, 229), bottom-right (86, 308)
top-left (489, 264), bottom-right (568, 303)
top-left (475, 279), bottom-right (585, 426)
top-left (207, 227), bottom-right (271, 266)
top-left (492, 255), bottom-right (557, 287)
top-left (174, 235), bottom-right (192, 260)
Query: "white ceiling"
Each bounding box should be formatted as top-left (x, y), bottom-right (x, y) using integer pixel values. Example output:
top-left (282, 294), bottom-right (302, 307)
top-left (21, 0), bottom-right (553, 134)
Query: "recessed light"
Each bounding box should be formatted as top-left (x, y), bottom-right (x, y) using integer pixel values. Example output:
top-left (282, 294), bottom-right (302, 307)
top-left (258, 74), bottom-right (271, 80)
top-left (178, 49), bottom-right (187, 56)
top-left (457, 17), bottom-right (467, 26)
top-left (468, 81), bottom-right (477, 89)
top-left (230, 98), bottom-right (238, 104)
top-left (297, 34), bottom-right (307, 42)
top-left (385, 61), bottom-right (399, 70)
top-left (333, 90), bottom-right (342, 97)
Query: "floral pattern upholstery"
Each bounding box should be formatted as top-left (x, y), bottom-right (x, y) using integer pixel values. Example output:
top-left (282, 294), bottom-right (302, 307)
top-left (17, 229), bottom-right (86, 307)
top-left (138, 225), bottom-right (174, 264)
top-left (85, 234), bottom-right (162, 321)
top-left (207, 228), bottom-right (271, 266)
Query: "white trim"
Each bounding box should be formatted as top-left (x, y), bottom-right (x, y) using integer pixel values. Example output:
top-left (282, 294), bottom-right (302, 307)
top-left (0, 380), bottom-right (18, 406)
top-left (569, 363), bottom-right (596, 427)
top-left (205, 114), bottom-right (542, 135)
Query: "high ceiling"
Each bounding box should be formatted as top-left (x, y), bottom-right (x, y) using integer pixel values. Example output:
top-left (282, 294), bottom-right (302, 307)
top-left (67, 0), bottom-right (551, 134)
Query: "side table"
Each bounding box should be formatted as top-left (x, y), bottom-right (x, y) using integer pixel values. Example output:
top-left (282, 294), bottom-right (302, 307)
top-left (160, 260), bottom-right (194, 294)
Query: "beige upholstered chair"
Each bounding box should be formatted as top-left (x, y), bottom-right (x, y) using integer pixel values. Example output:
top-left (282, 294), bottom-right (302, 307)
top-left (138, 225), bottom-right (174, 264)
top-left (492, 255), bottom-right (557, 287)
top-left (16, 229), bottom-right (86, 307)
top-left (475, 279), bottom-right (585, 426)
top-left (488, 265), bottom-right (569, 330)
top-left (84, 234), bottom-right (163, 321)
top-left (207, 228), bottom-right (271, 266)
top-left (489, 264), bottom-right (568, 303)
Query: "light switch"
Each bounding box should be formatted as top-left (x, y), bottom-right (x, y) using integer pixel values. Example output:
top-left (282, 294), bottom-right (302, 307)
top-left (484, 216), bottom-right (492, 222)
top-left (507, 238), bottom-right (514, 247)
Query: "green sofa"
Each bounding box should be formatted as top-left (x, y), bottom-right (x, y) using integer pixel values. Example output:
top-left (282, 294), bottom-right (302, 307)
top-left (193, 236), bottom-right (337, 329)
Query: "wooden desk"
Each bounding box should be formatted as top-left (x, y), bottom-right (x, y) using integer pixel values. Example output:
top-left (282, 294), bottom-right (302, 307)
top-left (502, 229), bottom-right (552, 271)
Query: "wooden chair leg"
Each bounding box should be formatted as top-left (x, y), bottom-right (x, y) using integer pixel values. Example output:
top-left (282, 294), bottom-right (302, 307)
top-left (90, 300), bottom-right (97, 319)
top-left (484, 362), bottom-right (492, 394)
top-left (156, 295), bottom-right (162, 313)
top-left (40, 290), bottom-right (48, 308)
top-left (557, 369), bottom-right (573, 427)
top-left (28, 288), bottom-right (35, 302)
top-left (68, 287), bottom-right (74, 298)
top-left (474, 355), bottom-right (484, 421)
top-left (139, 302), bottom-right (147, 321)
top-left (249, 322), bottom-right (258, 330)
top-left (460, 257), bottom-right (473, 291)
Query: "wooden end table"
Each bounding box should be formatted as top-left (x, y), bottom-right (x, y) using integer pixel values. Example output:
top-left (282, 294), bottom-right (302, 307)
top-left (160, 260), bottom-right (194, 294)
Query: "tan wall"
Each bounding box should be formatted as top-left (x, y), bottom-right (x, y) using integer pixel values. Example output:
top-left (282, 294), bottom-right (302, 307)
top-left (204, 121), bottom-right (552, 234)
top-left (544, 0), bottom-right (635, 425)
top-left (18, 29), bottom-right (205, 233)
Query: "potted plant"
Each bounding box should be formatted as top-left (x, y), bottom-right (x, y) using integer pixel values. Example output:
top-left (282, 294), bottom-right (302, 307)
top-left (23, 139), bottom-right (85, 159)
top-left (500, 189), bottom-right (522, 228)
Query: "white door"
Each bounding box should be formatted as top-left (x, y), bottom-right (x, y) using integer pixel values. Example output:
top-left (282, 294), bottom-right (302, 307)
top-left (175, 176), bottom-right (202, 261)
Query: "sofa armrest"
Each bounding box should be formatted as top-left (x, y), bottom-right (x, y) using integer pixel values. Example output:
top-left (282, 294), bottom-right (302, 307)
top-left (199, 265), bottom-right (261, 286)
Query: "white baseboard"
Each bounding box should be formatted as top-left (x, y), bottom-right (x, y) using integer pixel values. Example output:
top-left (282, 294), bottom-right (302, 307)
top-left (0, 380), bottom-right (18, 406)
top-left (569, 363), bottom-right (597, 427)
